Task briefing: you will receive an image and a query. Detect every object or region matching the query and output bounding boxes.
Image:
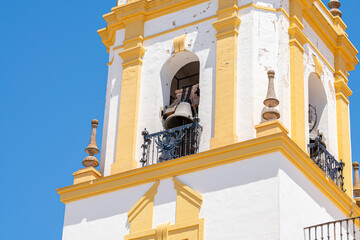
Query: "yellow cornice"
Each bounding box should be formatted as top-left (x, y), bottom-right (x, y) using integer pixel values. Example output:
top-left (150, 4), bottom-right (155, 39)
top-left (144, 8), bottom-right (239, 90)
top-left (57, 132), bottom-right (360, 219)
top-left (334, 78), bottom-right (352, 99)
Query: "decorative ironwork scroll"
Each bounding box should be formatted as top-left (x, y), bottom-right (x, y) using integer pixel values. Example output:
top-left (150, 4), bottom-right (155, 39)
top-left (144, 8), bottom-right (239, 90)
top-left (141, 121), bottom-right (202, 167)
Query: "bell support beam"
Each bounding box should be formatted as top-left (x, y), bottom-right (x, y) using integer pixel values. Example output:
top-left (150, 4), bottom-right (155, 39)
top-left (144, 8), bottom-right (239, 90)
top-left (210, 0), bottom-right (240, 149)
top-left (111, 14), bottom-right (145, 174)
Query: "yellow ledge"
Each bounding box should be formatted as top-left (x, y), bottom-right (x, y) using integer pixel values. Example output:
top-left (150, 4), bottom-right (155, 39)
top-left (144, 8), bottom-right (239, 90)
top-left (57, 132), bottom-right (359, 218)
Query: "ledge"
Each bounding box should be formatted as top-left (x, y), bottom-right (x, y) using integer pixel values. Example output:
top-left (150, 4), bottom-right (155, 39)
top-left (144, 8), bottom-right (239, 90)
top-left (57, 132), bottom-right (359, 219)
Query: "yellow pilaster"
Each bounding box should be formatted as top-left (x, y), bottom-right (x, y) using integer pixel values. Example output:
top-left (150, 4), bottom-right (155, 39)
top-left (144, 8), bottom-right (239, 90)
top-left (289, 0), bottom-right (307, 151)
top-left (112, 15), bottom-right (145, 174)
top-left (334, 61), bottom-right (353, 196)
top-left (210, 0), bottom-right (240, 149)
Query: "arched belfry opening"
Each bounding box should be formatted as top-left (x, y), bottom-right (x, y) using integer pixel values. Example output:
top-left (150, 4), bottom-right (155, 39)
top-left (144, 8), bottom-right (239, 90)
top-left (308, 73), bottom-right (328, 146)
top-left (140, 53), bottom-right (202, 166)
top-left (163, 61), bottom-right (200, 129)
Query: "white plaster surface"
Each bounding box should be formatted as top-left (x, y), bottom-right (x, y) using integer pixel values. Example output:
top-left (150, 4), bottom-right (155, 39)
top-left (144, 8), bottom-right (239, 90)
top-left (152, 178), bottom-right (177, 228)
top-left (114, 29), bottom-right (125, 48)
top-left (238, 0), bottom-right (290, 12)
top-left (144, 0), bottom-right (217, 38)
top-left (314, 1), bottom-right (332, 24)
top-left (236, 6), bottom-right (290, 142)
top-left (279, 156), bottom-right (346, 240)
top-left (117, 0), bottom-right (128, 6)
top-left (63, 152), bottom-right (347, 239)
top-left (100, 47), bottom-right (123, 176)
top-left (62, 182), bottom-right (153, 240)
top-left (303, 19), bottom-right (335, 68)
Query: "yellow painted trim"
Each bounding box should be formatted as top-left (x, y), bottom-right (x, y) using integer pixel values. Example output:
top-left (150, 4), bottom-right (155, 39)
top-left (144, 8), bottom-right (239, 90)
top-left (173, 177), bottom-right (202, 208)
top-left (301, 1), bottom-right (358, 72)
top-left (238, 3), bottom-right (290, 19)
top-left (125, 219), bottom-right (204, 240)
top-left (313, 55), bottom-right (323, 78)
top-left (57, 132), bottom-right (360, 219)
top-left (128, 180), bottom-right (159, 222)
top-left (173, 34), bottom-right (186, 54)
top-left (112, 15), bottom-right (145, 174)
top-left (125, 178), bottom-right (203, 239)
top-left (255, 120), bottom-right (289, 138)
top-left (107, 56), bottom-right (114, 66)
top-left (113, 44), bottom-right (124, 51)
top-left (173, 177), bottom-right (202, 223)
top-left (127, 181), bottom-right (159, 233)
top-left (335, 77), bottom-right (353, 197)
top-left (168, 218), bottom-right (204, 240)
top-left (210, 1), bottom-right (240, 149)
top-left (289, 2), bottom-right (306, 152)
top-left (73, 167), bottom-right (102, 185)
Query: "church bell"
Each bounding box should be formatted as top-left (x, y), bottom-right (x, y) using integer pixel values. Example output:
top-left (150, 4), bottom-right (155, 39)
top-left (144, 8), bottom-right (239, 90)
top-left (164, 101), bottom-right (194, 130)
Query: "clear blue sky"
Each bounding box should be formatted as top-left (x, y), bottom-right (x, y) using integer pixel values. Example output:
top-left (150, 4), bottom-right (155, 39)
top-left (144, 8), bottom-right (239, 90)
top-left (0, 1), bottom-right (359, 239)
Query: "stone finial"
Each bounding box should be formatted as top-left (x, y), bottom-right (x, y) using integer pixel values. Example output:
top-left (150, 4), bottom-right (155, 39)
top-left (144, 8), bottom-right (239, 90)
top-left (82, 119), bottom-right (100, 167)
top-left (353, 162), bottom-right (360, 197)
top-left (262, 70), bottom-right (280, 121)
top-left (328, 0), bottom-right (342, 17)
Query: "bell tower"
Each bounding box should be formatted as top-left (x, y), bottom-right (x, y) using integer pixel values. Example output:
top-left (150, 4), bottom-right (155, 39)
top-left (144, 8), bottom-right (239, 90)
top-left (58, 0), bottom-right (360, 239)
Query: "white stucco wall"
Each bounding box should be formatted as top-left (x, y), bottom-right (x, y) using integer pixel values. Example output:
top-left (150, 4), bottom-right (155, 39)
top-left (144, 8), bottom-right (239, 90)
top-left (62, 152), bottom-right (347, 240)
top-left (279, 155), bottom-right (346, 240)
top-left (303, 19), bottom-right (334, 68)
top-left (236, 5), bottom-right (291, 142)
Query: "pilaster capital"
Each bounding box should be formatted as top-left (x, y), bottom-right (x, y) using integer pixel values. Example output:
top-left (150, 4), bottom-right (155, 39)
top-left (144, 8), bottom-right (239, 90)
top-left (118, 45), bottom-right (146, 66)
top-left (212, 15), bottom-right (241, 38)
top-left (289, 17), bottom-right (307, 52)
top-left (334, 77), bottom-right (352, 100)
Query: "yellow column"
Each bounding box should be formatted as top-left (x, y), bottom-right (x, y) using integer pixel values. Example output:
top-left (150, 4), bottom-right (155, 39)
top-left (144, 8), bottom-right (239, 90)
top-left (289, 0), bottom-right (307, 151)
top-left (210, 0), bottom-right (240, 149)
top-left (334, 57), bottom-right (353, 196)
top-left (111, 15), bottom-right (145, 174)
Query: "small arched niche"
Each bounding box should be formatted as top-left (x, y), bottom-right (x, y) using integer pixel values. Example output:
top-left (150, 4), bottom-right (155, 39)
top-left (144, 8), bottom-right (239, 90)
top-left (308, 72), bottom-right (328, 146)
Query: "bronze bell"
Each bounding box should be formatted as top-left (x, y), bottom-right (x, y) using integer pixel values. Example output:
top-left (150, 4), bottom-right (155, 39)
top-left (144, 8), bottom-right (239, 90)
top-left (164, 101), bottom-right (194, 130)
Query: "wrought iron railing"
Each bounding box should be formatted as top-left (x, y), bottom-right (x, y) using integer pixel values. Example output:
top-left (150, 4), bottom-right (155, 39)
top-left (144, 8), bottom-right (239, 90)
top-left (140, 121), bottom-right (202, 167)
top-left (304, 216), bottom-right (360, 240)
top-left (308, 137), bottom-right (344, 190)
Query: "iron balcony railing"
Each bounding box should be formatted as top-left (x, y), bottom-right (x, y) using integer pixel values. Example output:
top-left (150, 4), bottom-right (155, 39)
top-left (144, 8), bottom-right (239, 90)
top-left (140, 121), bottom-right (202, 167)
top-left (308, 136), bottom-right (344, 191)
top-left (304, 216), bottom-right (360, 240)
